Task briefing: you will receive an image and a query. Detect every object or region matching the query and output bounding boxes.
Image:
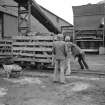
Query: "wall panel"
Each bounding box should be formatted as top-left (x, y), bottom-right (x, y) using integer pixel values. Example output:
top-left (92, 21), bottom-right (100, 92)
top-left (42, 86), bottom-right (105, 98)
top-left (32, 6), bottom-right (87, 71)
top-left (4, 14), bottom-right (18, 38)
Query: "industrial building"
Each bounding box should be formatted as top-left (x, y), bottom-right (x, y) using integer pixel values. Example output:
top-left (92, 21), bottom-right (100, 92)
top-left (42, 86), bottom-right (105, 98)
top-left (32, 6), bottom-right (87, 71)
top-left (72, 3), bottom-right (105, 52)
top-left (0, 0), bottom-right (72, 39)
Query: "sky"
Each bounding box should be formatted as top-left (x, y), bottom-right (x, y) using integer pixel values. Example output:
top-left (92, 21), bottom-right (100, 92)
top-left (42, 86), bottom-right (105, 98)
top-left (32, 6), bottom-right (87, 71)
top-left (35, 0), bottom-right (102, 24)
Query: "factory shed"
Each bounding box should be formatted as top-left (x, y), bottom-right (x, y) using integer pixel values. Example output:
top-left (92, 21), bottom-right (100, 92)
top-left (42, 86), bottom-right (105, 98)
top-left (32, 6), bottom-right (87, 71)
top-left (72, 3), bottom-right (105, 52)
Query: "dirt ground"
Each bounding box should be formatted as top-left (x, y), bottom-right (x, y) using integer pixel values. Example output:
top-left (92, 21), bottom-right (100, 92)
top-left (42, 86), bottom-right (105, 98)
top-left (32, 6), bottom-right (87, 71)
top-left (0, 75), bottom-right (105, 105)
top-left (70, 54), bottom-right (105, 71)
top-left (0, 54), bottom-right (104, 105)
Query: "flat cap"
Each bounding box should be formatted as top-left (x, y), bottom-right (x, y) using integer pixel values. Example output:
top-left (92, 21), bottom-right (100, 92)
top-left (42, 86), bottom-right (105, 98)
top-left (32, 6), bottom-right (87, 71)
top-left (65, 36), bottom-right (70, 41)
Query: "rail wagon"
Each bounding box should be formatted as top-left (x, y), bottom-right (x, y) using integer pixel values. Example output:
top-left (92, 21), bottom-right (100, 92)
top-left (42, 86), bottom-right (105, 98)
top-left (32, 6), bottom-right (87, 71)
top-left (12, 33), bottom-right (55, 69)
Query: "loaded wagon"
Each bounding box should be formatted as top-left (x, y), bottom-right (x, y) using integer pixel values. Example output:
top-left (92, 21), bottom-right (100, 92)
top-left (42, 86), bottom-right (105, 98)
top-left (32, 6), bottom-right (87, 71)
top-left (12, 33), bottom-right (55, 69)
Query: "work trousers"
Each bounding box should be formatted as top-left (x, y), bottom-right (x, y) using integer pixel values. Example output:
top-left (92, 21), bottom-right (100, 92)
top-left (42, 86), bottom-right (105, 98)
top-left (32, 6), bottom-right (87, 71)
top-left (53, 59), bottom-right (66, 83)
top-left (75, 54), bottom-right (89, 69)
top-left (65, 58), bottom-right (71, 75)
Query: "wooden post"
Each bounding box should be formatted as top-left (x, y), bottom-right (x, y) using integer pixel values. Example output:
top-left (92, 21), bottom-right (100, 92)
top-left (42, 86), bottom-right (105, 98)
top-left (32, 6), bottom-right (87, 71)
top-left (73, 26), bottom-right (76, 44)
top-left (103, 16), bottom-right (105, 47)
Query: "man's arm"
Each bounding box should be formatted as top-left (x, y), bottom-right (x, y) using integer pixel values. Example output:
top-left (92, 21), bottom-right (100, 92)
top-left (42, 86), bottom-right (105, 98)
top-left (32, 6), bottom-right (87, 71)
top-left (71, 43), bottom-right (84, 54)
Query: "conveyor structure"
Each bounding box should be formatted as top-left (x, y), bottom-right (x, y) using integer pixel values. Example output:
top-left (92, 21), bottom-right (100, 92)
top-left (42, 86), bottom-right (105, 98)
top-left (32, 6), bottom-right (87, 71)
top-left (14, 0), bottom-right (60, 35)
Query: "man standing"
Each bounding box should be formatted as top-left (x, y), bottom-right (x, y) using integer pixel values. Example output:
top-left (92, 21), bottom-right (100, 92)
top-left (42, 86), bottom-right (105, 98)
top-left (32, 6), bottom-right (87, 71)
top-left (65, 36), bottom-right (72, 75)
top-left (52, 34), bottom-right (67, 84)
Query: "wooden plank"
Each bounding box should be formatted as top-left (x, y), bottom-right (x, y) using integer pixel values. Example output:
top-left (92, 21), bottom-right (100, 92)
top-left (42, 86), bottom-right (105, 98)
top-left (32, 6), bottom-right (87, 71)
top-left (0, 43), bottom-right (12, 46)
top-left (35, 54), bottom-right (52, 58)
top-left (13, 35), bottom-right (53, 41)
top-left (0, 50), bottom-right (11, 52)
top-left (0, 52), bottom-right (11, 53)
top-left (12, 47), bottom-right (52, 52)
top-left (12, 45), bottom-right (26, 47)
top-left (13, 52), bottom-right (52, 58)
top-left (0, 48), bottom-right (11, 50)
top-left (76, 40), bottom-right (103, 41)
top-left (13, 58), bottom-right (52, 63)
top-left (12, 36), bottom-right (30, 40)
top-left (35, 58), bottom-right (52, 63)
top-left (0, 55), bottom-right (12, 57)
top-left (82, 49), bottom-right (99, 52)
top-left (13, 58), bottom-right (35, 62)
top-left (0, 52), bottom-right (11, 54)
top-left (0, 39), bottom-right (12, 42)
top-left (0, 42), bottom-right (12, 45)
top-left (13, 53), bottom-right (35, 56)
top-left (0, 45), bottom-right (11, 47)
top-left (0, 47), bottom-right (11, 49)
top-left (0, 54), bottom-right (11, 56)
top-left (13, 41), bottom-right (53, 46)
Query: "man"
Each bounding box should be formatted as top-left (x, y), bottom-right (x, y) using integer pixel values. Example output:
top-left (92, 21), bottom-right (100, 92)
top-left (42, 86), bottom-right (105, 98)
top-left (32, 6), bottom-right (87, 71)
top-left (65, 36), bottom-right (72, 75)
top-left (52, 34), bottom-right (67, 84)
top-left (71, 44), bottom-right (89, 70)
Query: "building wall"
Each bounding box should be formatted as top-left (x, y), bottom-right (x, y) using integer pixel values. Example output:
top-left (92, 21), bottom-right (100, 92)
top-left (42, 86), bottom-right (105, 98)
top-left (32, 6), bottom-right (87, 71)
top-left (0, 0), bottom-right (49, 35)
top-left (3, 14), bottom-right (49, 38)
top-left (74, 15), bottom-right (104, 30)
top-left (31, 16), bottom-right (49, 33)
top-left (1, 0), bottom-right (72, 37)
top-left (72, 4), bottom-right (104, 51)
top-left (72, 4), bottom-right (104, 30)
top-left (73, 4), bottom-right (104, 17)
top-left (61, 26), bottom-right (74, 41)
top-left (3, 14), bottom-right (18, 38)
